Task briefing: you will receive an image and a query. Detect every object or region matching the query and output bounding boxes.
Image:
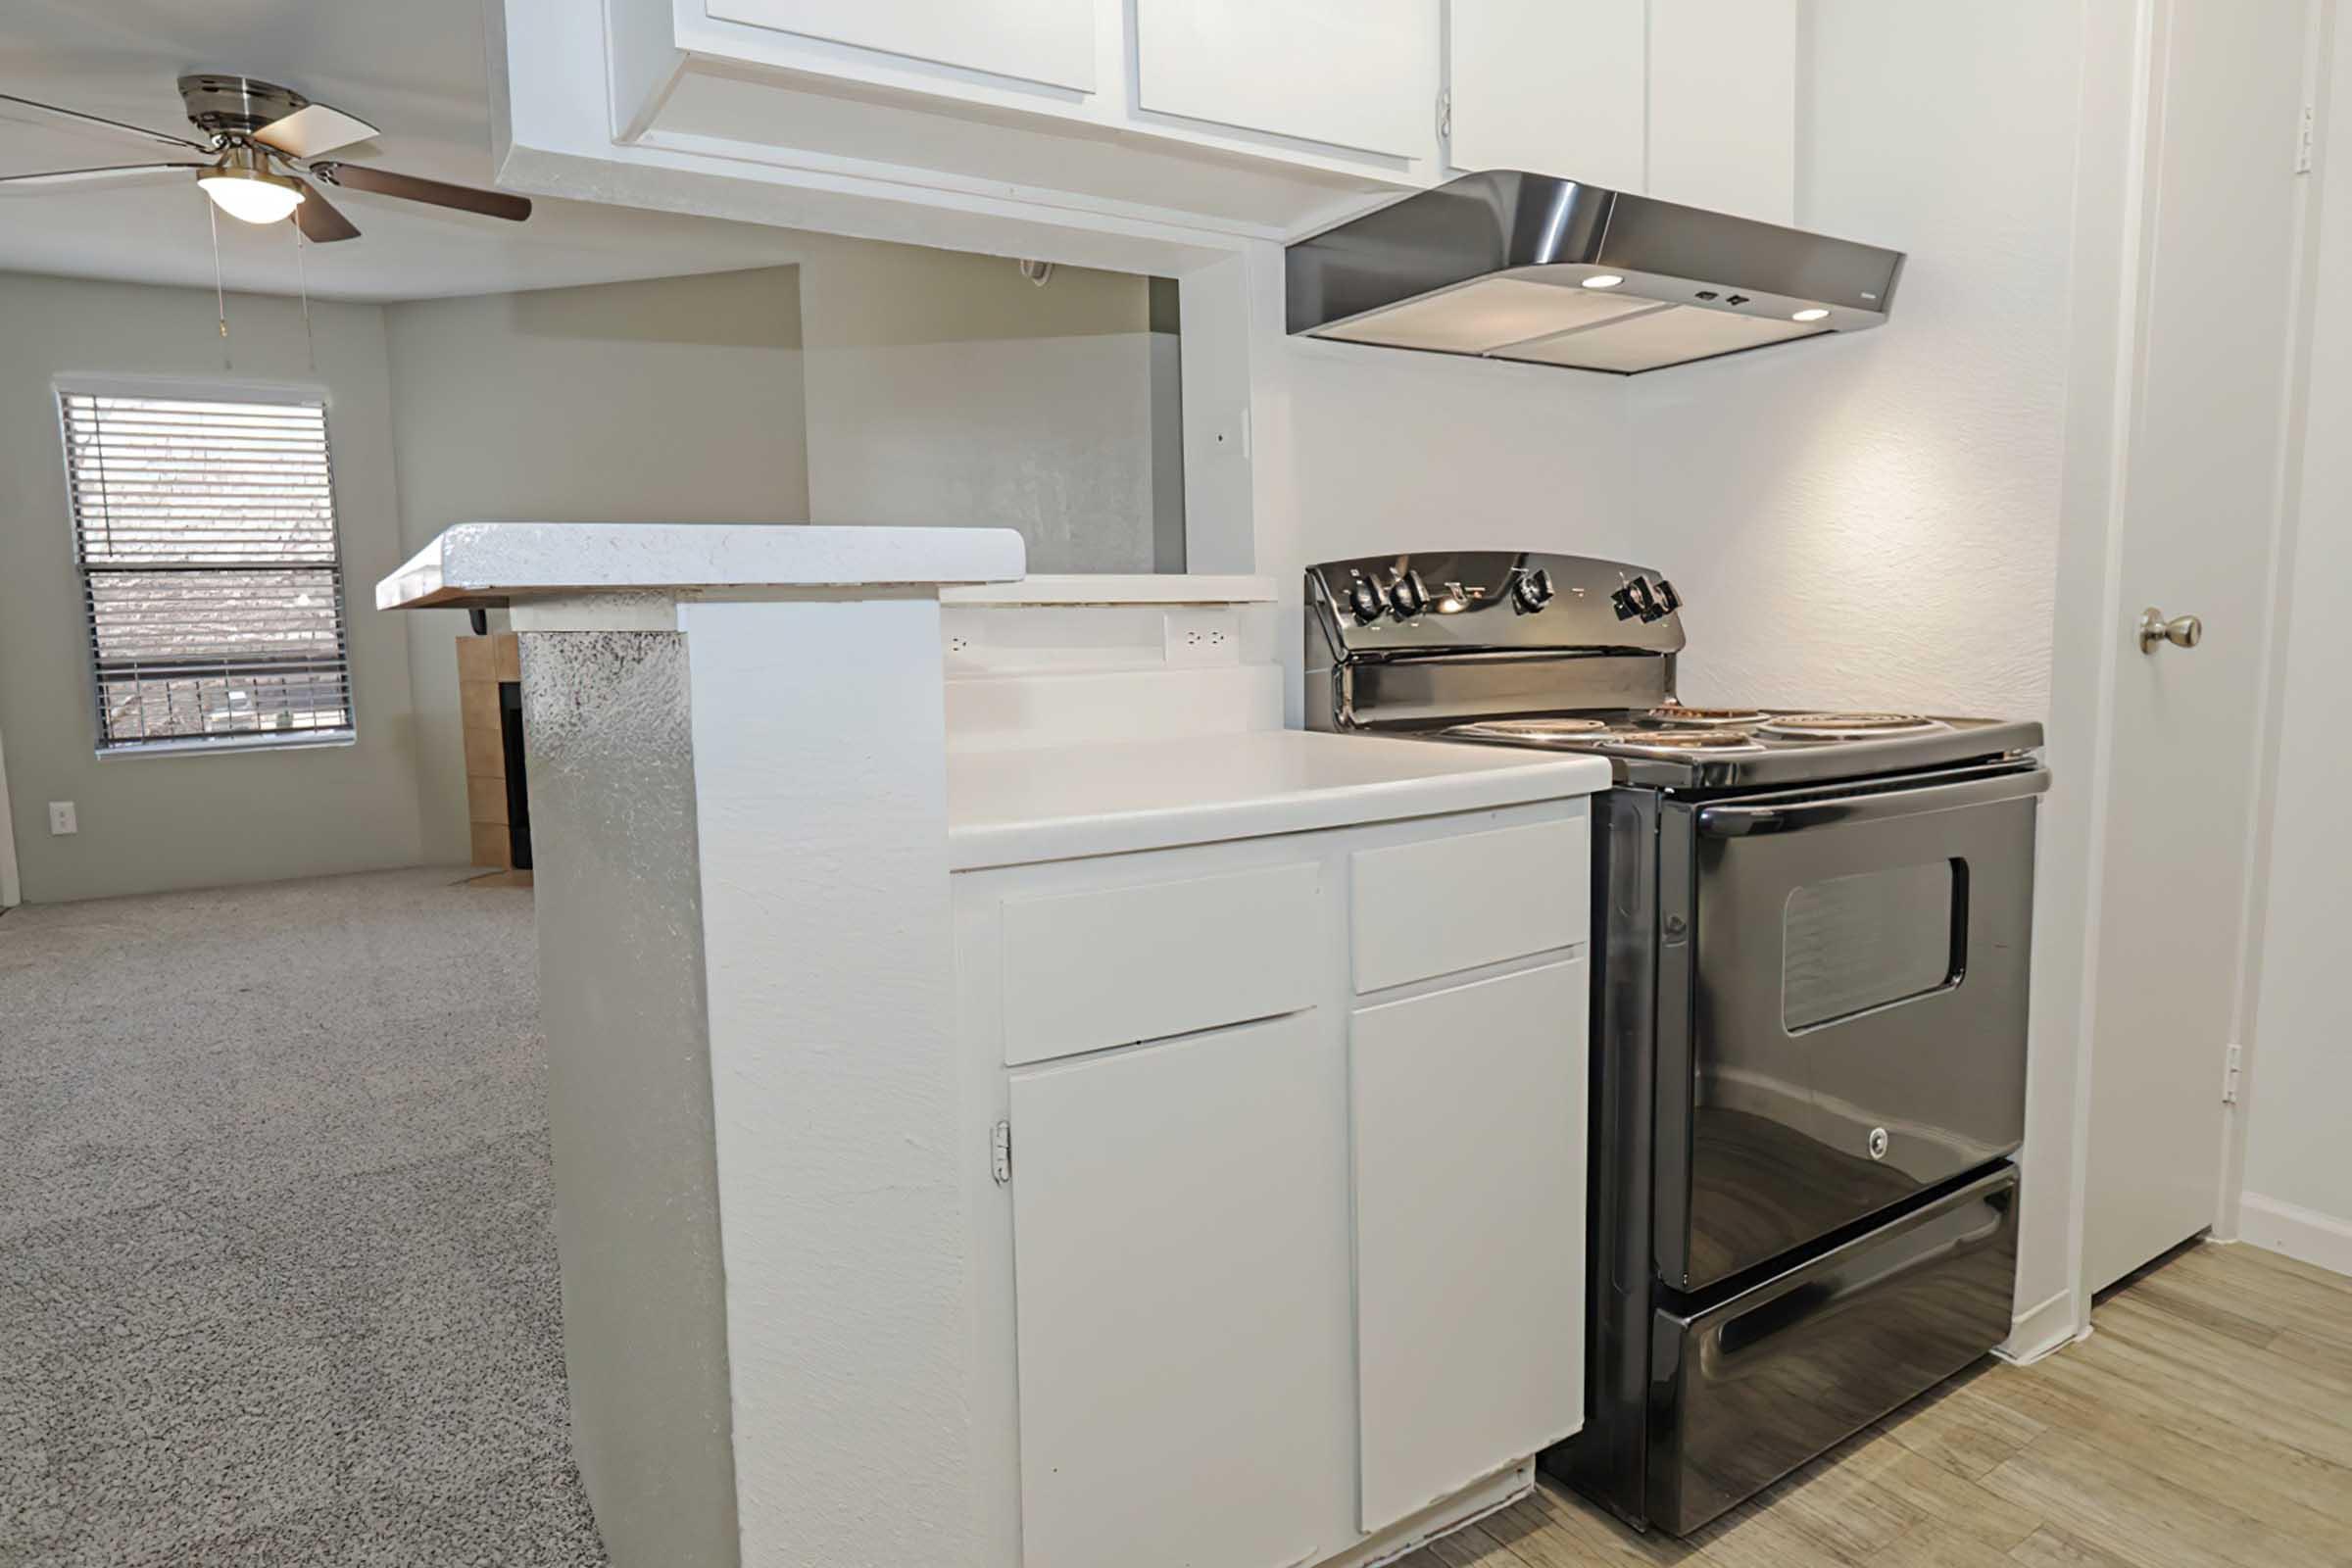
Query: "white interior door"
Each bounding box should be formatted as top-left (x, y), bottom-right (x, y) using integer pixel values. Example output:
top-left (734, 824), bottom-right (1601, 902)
top-left (2082, 0), bottom-right (2315, 1294)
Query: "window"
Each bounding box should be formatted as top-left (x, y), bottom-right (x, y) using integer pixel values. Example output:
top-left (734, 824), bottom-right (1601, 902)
top-left (59, 388), bottom-right (354, 753)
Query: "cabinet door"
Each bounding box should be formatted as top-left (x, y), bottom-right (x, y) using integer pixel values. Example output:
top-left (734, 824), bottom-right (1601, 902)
top-left (1447, 0), bottom-right (1645, 190)
top-left (1350, 959), bottom-right (1588, 1533)
top-left (1009, 1012), bottom-right (1352, 1568)
top-left (1646, 0), bottom-right (1796, 223)
top-left (1134, 0), bottom-right (1438, 161)
top-left (706, 0), bottom-right (1097, 93)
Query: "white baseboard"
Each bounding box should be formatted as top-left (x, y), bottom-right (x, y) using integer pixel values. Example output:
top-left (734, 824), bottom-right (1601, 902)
top-left (2237, 1192), bottom-right (2352, 1279)
top-left (1993, 1287), bottom-right (2082, 1365)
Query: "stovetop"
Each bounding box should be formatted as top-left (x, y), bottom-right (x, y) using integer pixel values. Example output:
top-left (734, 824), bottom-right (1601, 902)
top-left (1428, 707), bottom-right (2043, 790)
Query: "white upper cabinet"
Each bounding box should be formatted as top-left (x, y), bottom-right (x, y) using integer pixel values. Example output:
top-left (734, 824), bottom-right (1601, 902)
top-left (1134, 0), bottom-right (1440, 162)
top-left (1443, 0), bottom-right (1795, 225)
top-left (1446, 0), bottom-right (1645, 190)
top-left (1646, 0), bottom-right (1797, 224)
top-left (703, 0), bottom-right (1097, 91)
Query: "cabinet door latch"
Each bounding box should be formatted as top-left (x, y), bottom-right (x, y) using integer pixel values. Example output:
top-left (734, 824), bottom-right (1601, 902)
top-left (991, 1120), bottom-right (1013, 1185)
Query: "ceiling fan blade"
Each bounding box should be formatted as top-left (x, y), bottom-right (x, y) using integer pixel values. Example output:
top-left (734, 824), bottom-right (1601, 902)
top-left (0, 92), bottom-right (209, 152)
top-left (0, 161), bottom-right (205, 192)
top-left (291, 178), bottom-right (362, 242)
top-left (309, 161), bottom-right (531, 221)
top-left (251, 102), bottom-right (380, 159)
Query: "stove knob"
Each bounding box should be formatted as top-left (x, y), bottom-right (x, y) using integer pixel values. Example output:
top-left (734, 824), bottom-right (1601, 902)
top-left (1513, 567), bottom-right (1556, 613)
top-left (1651, 578), bottom-right (1682, 613)
top-left (1348, 576), bottom-right (1388, 625)
top-left (1612, 577), bottom-right (1661, 621)
top-left (1390, 569), bottom-right (1429, 620)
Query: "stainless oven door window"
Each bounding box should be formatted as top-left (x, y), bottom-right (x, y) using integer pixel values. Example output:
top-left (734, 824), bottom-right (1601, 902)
top-left (1783, 859), bottom-right (1964, 1032)
top-left (1662, 768), bottom-right (2044, 1291)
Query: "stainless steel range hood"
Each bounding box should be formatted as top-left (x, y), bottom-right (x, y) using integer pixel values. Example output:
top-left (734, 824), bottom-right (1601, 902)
top-left (1287, 172), bottom-right (1904, 375)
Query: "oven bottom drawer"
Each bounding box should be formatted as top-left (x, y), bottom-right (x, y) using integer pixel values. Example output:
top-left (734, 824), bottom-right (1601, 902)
top-left (1646, 1163), bottom-right (2019, 1536)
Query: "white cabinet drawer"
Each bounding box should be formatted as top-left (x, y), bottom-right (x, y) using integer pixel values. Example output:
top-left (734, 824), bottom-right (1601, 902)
top-left (1001, 862), bottom-right (1322, 1065)
top-left (1350, 958), bottom-right (1588, 1531)
top-left (1350, 813), bottom-right (1588, 993)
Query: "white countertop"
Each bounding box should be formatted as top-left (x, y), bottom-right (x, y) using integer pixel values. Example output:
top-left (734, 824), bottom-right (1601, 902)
top-left (948, 729), bottom-right (1610, 869)
top-left (377, 521), bottom-right (1026, 611)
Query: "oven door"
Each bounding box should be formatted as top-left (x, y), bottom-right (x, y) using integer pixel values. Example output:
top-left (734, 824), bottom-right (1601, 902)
top-left (1655, 763), bottom-right (2046, 1292)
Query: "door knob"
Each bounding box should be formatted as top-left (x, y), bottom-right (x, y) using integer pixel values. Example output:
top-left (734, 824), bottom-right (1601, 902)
top-left (2137, 608), bottom-right (2203, 654)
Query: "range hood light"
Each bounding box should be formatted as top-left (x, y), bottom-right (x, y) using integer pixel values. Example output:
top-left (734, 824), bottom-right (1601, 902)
top-left (1287, 172), bottom-right (1907, 375)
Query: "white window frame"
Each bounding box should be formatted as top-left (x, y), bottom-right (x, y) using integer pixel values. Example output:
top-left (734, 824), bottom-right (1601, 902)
top-left (54, 375), bottom-right (359, 760)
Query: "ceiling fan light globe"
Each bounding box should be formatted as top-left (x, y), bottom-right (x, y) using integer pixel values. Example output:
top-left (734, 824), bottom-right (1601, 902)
top-left (197, 166), bottom-right (306, 224)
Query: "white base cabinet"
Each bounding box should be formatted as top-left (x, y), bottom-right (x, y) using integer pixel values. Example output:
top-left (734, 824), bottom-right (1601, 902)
top-left (956, 798), bottom-right (1593, 1568)
top-left (1351, 959), bottom-right (1589, 1533)
top-left (1009, 1012), bottom-right (1353, 1568)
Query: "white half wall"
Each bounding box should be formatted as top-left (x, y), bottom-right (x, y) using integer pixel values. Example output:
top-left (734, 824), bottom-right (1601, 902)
top-left (382, 267), bottom-right (811, 866)
top-left (2242, 6), bottom-right (2352, 1278)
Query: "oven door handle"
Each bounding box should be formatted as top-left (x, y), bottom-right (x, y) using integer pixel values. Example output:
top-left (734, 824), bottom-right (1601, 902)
top-left (1695, 766), bottom-right (2050, 838)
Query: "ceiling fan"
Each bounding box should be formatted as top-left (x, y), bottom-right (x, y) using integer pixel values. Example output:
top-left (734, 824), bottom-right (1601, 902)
top-left (0, 74), bottom-right (532, 241)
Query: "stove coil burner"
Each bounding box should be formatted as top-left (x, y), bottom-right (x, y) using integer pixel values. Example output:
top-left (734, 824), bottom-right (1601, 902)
top-left (1642, 706), bottom-right (1770, 727)
top-left (1592, 728), bottom-right (1768, 754)
top-left (1448, 718), bottom-right (1611, 742)
top-left (1759, 712), bottom-right (1950, 741)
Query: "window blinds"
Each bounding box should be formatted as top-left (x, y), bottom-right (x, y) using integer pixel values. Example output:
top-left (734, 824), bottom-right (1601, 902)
top-left (59, 391), bottom-right (354, 751)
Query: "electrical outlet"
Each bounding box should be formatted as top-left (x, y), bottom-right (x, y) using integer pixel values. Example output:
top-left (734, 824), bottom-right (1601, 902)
top-left (47, 801), bottom-right (76, 836)
top-left (1164, 609), bottom-right (1239, 667)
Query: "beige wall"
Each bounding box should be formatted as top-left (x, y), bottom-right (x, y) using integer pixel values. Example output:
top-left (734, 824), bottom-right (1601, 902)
top-left (796, 239), bottom-right (1179, 572)
top-left (0, 271), bottom-right (426, 905)
top-left (382, 267), bottom-right (811, 865)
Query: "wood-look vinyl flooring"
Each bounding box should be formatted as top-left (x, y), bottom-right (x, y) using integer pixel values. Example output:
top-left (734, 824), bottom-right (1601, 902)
top-left (1403, 1241), bottom-right (2352, 1568)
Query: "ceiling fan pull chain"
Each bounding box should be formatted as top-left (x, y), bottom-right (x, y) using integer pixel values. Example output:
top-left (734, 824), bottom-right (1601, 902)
top-left (293, 219), bottom-right (316, 373)
top-left (207, 195), bottom-right (230, 365)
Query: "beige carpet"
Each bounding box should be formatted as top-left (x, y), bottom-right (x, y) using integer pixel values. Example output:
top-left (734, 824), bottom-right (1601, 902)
top-left (0, 868), bottom-right (604, 1566)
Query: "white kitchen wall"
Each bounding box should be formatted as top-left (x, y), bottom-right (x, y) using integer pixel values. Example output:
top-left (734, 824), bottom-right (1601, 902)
top-left (0, 271), bottom-right (426, 905)
top-left (1628, 2), bottom-right (2076, 716)
top-left (2243, 11), bottom-right (2352, 1274)
top-left (1624, 0), bottom-right (2090, 1338)
top-left (796, 238), bottom-right (1177, 573)
top-left (382, 267), bottom-right (811, 866)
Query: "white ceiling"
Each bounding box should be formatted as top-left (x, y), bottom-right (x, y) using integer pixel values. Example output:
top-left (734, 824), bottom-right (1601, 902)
top-left (0, 0), bottom-right (814, 301)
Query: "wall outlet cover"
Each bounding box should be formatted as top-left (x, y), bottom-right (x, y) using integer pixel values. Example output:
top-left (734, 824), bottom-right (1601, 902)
top-left (47, 801), bottom-right (76, 836)
top-left (1164, 608), bottom-right (1241, 667)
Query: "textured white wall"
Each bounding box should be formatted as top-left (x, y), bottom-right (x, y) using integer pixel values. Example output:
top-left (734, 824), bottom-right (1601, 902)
top-left (383, 267), bottom-right (810, 865)
top-left (796, 239), bottom-right (1175, 573)
top-left (1628, 2), bottom-right (2078, 718)
top-left (1625, 0), bottom-right (2090, 1333)
top-left (803, 334), bottom-right (1162, 571)
top-left (2245, 13), bottom-right (2352, 1250)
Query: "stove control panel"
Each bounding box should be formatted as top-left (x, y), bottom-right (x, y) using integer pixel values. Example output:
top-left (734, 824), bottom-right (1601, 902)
top-left (1307, 551), bottom-right (1688, 661)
